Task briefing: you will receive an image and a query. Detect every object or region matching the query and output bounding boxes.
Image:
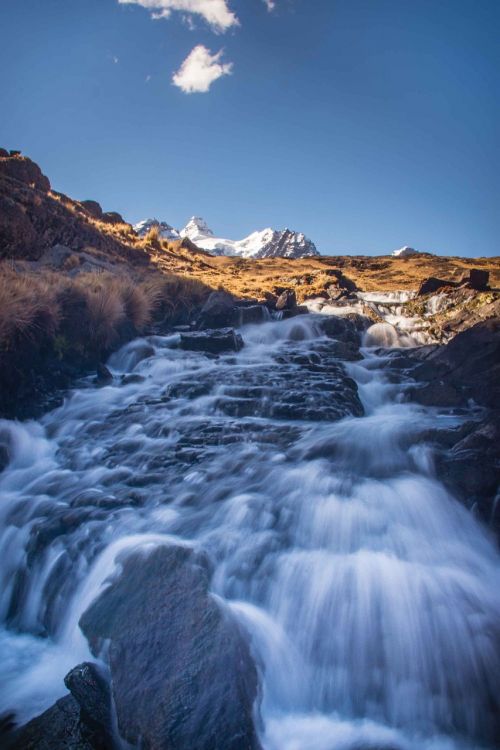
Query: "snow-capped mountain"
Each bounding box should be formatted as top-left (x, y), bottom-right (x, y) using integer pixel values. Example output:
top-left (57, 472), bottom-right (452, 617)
top-left (134, 218), bottom-right (180, 241)
top-left (179, 216), bottom-right (319, 258)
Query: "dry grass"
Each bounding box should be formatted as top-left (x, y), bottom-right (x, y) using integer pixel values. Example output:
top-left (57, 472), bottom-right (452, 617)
top-left (0, 264), bottom-right (211, 355)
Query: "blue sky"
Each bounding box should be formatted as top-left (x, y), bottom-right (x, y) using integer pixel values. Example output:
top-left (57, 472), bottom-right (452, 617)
top-left (0, 0), bottom-right (499, 256)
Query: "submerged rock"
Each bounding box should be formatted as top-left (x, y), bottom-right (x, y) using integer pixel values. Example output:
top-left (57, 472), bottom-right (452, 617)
top-left (79, 544), bottom-right (261, 750)
top-left (180, 328), bottom-right (244, 354)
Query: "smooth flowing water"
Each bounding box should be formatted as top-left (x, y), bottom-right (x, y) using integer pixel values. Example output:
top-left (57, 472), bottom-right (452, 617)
top-left (0, 314), bottom-right (499, 750)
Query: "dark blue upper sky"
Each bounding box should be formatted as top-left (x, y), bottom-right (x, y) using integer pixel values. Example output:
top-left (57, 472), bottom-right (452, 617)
top-left (0, 0), bottom-right (499, 256)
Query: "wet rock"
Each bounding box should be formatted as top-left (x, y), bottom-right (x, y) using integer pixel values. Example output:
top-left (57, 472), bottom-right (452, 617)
top-left (281, 305), bottom-right (309, 319)
top-left (121, 373), bottom-right (145, 385)
top-left (317, 315), bottom-right (362, 345)
top-left (79, 545), bottom-right (261, 750)
top-left (276, 289), bottom-right (297, 311)
top-left (413, 318), bottom-right (500, 408)
top-left (239, 305), bottom-right (268, 325)
top-left (435, 417), bottom-right (500, 536)
top-left (407, 318), bottom-right (500, 536)
top-left (64, 663), bottom-right (113, 746)
top-left (7, 662), bottom-right (113, 750)
top-left (214, 340), bottom-right (364, 421)
top-left (180, 328), bottom-right (244, 354)
top-left (417, 277), bottom-right (456, 296)
top-left (263, 291), bottom-right (278, 310)
top-left (408, 381), bottom-right (463, 407)
top-left (94, 364), bottom-right (113, 384)
top-left (198, 291), bottom-right (239, 328)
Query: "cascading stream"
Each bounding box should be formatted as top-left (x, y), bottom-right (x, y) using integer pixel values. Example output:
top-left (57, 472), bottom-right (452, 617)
top-left (0, 314), bottom-right (498, 750)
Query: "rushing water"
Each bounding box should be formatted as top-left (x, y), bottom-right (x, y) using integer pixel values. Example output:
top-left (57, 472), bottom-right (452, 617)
top-left (0, 314), bottom-right (499, 750)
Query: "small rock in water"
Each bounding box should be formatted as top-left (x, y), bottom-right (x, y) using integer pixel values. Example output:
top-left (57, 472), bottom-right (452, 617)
top-left (180, 328), bottom-right (244, 354)
top-left (94, 364), bottom-right (112, 384)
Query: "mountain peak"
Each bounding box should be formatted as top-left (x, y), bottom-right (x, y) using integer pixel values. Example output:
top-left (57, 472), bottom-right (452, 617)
top-left (182, 216), bottom-right (214, 240)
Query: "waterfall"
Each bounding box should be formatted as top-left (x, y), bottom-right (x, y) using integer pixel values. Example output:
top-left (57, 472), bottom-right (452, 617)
top-left (0, 315), bottom-right (498, 749)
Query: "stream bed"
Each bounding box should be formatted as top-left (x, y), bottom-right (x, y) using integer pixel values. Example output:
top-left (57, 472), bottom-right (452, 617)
top-left (0, 313), bottom-right (499, 750)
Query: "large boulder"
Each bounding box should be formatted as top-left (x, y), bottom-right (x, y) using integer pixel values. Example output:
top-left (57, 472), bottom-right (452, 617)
top-left (198, 291), bottom-right (239, 328)
top-left (180, 328), bottom-right (244, 354)
top-left (412, 318), bottom-right (500, 408)
top-left (462, 268), bottom-right (489, 291)
top-left (79, 545), bottom-right (261, 750)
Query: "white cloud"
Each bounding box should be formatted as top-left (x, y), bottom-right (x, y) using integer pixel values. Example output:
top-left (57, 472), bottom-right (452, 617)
top-left (118, 0), bottom-right (238, 33)
top-left (172, 44), bottom-right (233, 93)
top-left (263, 0), bottom-right (275, 10)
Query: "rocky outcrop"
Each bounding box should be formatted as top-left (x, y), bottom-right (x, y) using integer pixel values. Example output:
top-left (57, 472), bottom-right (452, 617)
top-left (405, 319), bottom-right (500, 535)
top-left (79, 545), bottom-right (261, 750)
top-left (0, 153), bottom-right (51, 192)
top-left (0, 154), bottom-right (144, 262)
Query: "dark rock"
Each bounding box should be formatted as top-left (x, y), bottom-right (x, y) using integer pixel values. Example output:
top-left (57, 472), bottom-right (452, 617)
top-left (407, 318), bottom-right (500, 537)
top-left (434, 417), bottom-right (500, 535)
top-left (64, 662), bottom-right (113, 747)
top-left (198, 290), bottom-right (239, 328)
top-left (79, 545), bottom-right (261, 750)
top-left (80, 201), bottom-right (103, 220)
top-left (6, 662), bottom-right (113, 749)
top-left (276, 289), bottom-right (297, 311)
top-left (317, 315), bottom-right (362, 345)
top-left (0, 154), bottom-right (50, 192)
top-left (263, 292), bottom-right (278, 310)
top-left (180, 328), bottom-right (244, 354)
top-left (121, 373), bottom-right (145, 385)
top-left (407, 381), bottom-right (463, 407)
top-left (94, 364), bottom-right (112, 384)
top-left (281, 305), bottom-right (309, 319)
top-left (101, 212), bottom-right (125, 225)
top-left (7, 695), bottom-right (91, 749)
top-left (239, 305), bottom-right (268, 325)
top-left (417, 277), bottom-right (456, 296)
top-left (464, 268), bottom-right (489, 291)
top-left (413, 318), bottom-right (500, 408)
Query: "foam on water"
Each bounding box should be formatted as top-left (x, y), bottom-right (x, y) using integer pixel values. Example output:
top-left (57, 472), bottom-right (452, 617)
top-left (0, 314), bottom-right (498, 749)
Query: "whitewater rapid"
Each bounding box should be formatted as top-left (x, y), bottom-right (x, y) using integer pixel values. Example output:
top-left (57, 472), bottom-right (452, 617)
top-left (0, 314), bottom-right (498, 750)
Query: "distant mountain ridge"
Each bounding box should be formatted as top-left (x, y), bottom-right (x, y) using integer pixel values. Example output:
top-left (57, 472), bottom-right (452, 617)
top-left (134, 216), bottom-right (319, 259)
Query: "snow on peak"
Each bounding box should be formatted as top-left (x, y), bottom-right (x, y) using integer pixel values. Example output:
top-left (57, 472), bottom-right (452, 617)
top-left (392, 246), bottom-right (419, 257)
top-left (134, 218), bottom-right (180, 240)
top-left (179, 221), bottom-right (319, 259)
top-left (135, 215), bottom-right (319, 258)
top-left (181, 216), bottom-right (214, 242)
